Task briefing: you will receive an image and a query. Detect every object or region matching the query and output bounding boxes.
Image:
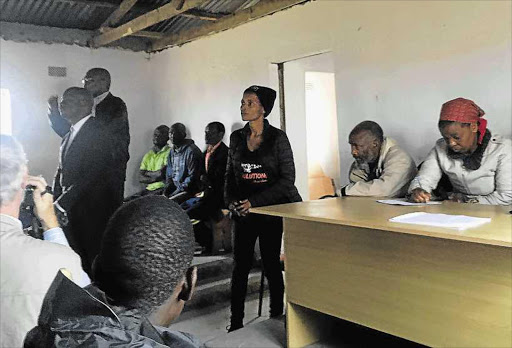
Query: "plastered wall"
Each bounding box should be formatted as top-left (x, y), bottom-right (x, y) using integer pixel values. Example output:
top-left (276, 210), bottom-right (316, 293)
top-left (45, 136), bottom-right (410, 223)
top-left (1, 0), bottom-right (510, 198)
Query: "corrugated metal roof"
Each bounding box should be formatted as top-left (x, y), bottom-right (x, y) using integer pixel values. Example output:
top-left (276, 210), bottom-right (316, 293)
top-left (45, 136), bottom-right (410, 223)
top-left (0, 0), bottom-right (261, 33)
top-left (1, 0), bottom-right (299, 51)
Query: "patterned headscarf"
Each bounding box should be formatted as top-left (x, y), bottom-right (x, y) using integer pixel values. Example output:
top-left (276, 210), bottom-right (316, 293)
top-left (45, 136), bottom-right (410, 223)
top-left (439, 97), bottom-right (487, 144)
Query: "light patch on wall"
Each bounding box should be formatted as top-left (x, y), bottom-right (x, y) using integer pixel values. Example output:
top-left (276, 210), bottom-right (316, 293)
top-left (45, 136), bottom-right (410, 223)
top-left (1, 89), bottom-right (12, 135)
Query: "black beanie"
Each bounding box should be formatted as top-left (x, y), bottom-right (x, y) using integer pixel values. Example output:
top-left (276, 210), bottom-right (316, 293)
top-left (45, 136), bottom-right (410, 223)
top-left (244, 85), bottom-right (277, 117)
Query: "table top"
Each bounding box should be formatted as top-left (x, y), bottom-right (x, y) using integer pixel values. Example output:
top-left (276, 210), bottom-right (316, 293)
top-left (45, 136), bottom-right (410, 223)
top-left (251, 197), bottom-right (512, 247)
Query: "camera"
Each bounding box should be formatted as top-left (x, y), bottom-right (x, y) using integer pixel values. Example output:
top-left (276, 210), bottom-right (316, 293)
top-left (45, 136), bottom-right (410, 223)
top-left (19, 185), bottom-right (69, 240)
top-left (20, 185), bottom-right (43, 238)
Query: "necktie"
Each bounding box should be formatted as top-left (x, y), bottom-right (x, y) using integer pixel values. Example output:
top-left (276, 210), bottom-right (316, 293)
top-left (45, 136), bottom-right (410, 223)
top-left (63, 127), bottom-right (74, 159)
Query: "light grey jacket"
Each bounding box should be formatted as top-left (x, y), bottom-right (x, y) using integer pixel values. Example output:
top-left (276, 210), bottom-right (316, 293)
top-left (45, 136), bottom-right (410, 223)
top-left (408, 135), bottom-right (512, 205)
top-left (344, 137), bottom-right (417, 198)
top-left (0, 214), bottom-right (83, 348)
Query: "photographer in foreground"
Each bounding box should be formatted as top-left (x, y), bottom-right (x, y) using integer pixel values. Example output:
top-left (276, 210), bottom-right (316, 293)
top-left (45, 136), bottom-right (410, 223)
top-left (0, 135), bottom-right (84, 348)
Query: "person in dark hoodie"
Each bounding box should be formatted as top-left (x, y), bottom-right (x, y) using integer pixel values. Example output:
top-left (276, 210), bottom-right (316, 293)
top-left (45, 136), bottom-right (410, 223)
top-left (24, 196), bottom-right (200, 348)
top-left (164, 123), bottom-right (203, 204)
top-left (225, 85), bottom-right (302, 332)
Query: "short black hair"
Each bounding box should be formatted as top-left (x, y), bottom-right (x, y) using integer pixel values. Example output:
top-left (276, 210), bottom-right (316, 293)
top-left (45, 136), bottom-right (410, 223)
top-left (93, 196), bottom-right (195, 315)
top-left (349, 120), bottom-right (384, 142)
top-left (170, 122), bottom-right (186, 134)
top-left (155, 125), bottom-right (170, 133)
top-left (63, 87), bottom-right (94, 111)
top-left (86, 68), bottom-right (111, 88)
top-left (207, 121), bottom-right (225, 134)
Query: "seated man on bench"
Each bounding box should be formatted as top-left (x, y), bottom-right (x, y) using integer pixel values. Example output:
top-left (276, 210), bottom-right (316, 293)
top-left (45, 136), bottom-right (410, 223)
top-left (186, 122), bottom-right (231, 254)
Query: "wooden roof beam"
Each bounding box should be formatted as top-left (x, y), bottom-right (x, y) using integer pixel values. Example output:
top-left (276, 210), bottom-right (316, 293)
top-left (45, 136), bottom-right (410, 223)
top-left (90, 0), bottom-right (208, 48)
top-left (100, 0), bottom-right (139, 28)
top-left (131, 30), bottom-right (165, 39)
top-left (151, 0), bottom-right (310, 51)
top-left (180, 9), bottom-right (228, 21)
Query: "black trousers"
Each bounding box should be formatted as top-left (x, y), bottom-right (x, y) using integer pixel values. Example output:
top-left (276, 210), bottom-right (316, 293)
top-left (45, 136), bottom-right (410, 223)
top-left (230, 214), bottom-right (284, 323)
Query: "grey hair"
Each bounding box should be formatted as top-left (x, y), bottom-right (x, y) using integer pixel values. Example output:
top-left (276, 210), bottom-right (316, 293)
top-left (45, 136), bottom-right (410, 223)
top-left (0, 135), bottom-right (27, 206)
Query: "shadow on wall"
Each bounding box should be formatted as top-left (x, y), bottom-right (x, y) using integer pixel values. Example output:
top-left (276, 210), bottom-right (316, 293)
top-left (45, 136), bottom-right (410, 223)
top-left (127, 127), bottom-right (154, 196)
top-left (231, 122), bottom-right (244, 134)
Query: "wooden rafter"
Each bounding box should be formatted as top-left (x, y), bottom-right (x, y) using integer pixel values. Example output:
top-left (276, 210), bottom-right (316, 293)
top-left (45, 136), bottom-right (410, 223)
top-left (151, 0), bottom-right (310, 51)
top-left (100, 0), bottom-right (139, 28)
top-left (131, 30), bottom-right (165, 39)
top-left (90, 0), bottom-right (208, 48)
top-left (180, 9), bottom-right (228, 21)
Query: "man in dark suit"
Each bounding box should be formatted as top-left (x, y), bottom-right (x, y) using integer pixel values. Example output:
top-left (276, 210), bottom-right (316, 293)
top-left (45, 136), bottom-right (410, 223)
top-left (186, 122), bottom-right (229, 253)
top-left (48, 68), bottom-right (129, 205)
top-left (53, 87), bottom-right (119, 275)
top-left (201, 121), bottom-right (229, 220)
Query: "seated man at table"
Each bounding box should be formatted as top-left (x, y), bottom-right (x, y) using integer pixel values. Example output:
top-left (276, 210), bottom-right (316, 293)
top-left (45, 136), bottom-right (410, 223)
top-left (135, 125), bottom-right (170, 197)
top-left (24, 196), bottom-right (200, 347)
top-left (339, 121), bottom-right (417, 198)
top-left (409, 98), bottom-right (511, 205)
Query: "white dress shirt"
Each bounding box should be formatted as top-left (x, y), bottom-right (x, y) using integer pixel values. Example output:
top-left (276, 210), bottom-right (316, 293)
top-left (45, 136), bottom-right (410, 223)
top-left (92, 91), bottom-right (109, 117)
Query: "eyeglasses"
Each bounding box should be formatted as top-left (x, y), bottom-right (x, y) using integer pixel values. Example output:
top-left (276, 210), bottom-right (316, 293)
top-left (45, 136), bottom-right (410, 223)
top-left (81, 77), bottom-right (94, 84)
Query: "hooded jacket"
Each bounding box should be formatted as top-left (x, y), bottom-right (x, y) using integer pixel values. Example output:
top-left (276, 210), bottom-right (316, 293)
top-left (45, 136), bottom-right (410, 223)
top-left (24, 272), bottom-right (200, 348)
top-left (408, 134), bottom-right (511, 205)
top-left (342, 137), bottom-right (417, 198)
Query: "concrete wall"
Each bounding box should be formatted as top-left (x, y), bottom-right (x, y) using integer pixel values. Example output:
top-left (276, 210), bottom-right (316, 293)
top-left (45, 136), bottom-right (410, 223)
top-left (1, 0), bottom-right (510, 199)
top-left (151, 0), bottom-right (512, 192)
top-left (0, 40), bottom-right (156, 195)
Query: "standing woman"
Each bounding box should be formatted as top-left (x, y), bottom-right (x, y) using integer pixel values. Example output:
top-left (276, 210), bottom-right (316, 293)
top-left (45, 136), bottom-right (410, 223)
top-left (225, 85), bottom-right (302, 331)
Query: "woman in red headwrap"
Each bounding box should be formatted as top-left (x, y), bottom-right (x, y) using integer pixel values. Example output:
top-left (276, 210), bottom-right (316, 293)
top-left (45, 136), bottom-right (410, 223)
top-left (409, 97), bottom-right (511, 205)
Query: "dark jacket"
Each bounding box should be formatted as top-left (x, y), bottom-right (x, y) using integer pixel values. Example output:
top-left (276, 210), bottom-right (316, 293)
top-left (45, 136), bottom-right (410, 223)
top-left (165, 139), bottom-right (203, 196)
top-left (24, 271), bottom-right (201, 348)
top-left (225, 120), bottom-right (302, 207)
top-left (53, 117), bottom-right (119, 274)
top-left (49, 92), bottom-right (130, 197)
top-left (203, 142), bottom-right (228, 210)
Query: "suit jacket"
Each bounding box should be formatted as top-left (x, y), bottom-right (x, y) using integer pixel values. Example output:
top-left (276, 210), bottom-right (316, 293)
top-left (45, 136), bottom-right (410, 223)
top-left (203, 142), bottom-right (228, 210)
top-left (53, 117), bottom-right (119, 274)
top-left (49, 92), bottom-right (130, 198)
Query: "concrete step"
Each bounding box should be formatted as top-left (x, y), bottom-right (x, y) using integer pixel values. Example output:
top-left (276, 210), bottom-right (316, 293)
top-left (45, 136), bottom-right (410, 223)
top-left (186, 255), bottom-right (265, 312)
top-left (192, 255), bottom-right (234, 286)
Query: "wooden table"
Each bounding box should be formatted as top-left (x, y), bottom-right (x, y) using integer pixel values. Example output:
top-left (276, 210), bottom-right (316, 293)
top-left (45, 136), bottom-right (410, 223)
top-left (252, 197), bottom-right (512, 348)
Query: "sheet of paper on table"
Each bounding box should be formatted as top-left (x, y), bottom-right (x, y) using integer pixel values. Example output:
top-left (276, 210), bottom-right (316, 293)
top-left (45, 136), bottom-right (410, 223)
top-left (389, 212), bottom-right (491, 230)
top-left (377, 199), bottom-right (442, 206)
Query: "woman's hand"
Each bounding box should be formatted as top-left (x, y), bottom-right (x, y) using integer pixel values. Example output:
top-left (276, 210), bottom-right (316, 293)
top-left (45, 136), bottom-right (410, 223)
top-left (409, 188), bottom-right (431, 203)
top-left (228, 200), bottom-right (251, 217)
top-left (235, 199), bottom-right (251, 217)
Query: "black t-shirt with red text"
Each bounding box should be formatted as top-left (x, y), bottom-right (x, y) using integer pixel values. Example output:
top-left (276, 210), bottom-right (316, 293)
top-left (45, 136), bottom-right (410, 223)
top-left (238, 147), bottom-right (271, 199)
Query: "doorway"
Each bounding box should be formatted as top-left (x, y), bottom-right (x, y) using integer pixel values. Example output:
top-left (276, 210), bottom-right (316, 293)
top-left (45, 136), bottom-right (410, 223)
top-left (277, 52), bottom-right (340, 200)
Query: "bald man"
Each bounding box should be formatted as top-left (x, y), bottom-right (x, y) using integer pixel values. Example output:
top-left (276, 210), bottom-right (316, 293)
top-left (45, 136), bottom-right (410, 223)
top-left (48, 68), bottom-right (129, 205)
top-left (53, 87), bottom-right (119, 275)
